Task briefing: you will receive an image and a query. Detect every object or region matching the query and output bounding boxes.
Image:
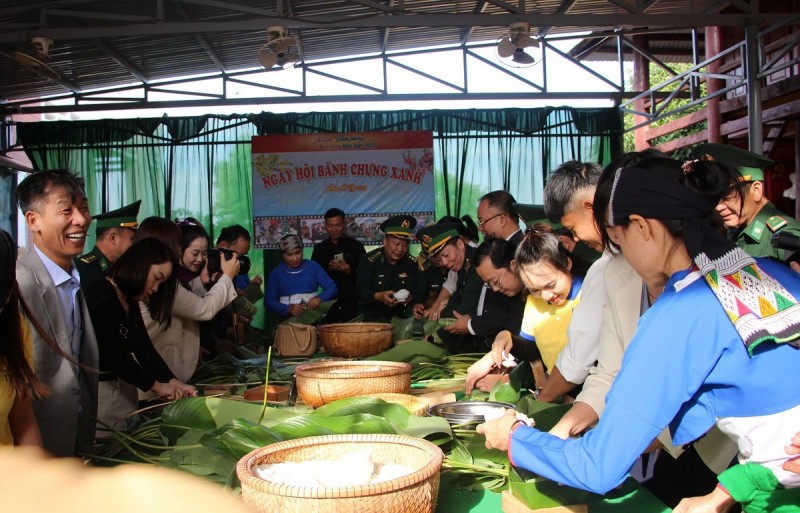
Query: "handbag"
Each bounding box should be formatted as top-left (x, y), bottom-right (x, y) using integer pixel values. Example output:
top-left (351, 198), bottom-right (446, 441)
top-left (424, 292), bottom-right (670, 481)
top-left (273, 323), bottom-right (318, 357)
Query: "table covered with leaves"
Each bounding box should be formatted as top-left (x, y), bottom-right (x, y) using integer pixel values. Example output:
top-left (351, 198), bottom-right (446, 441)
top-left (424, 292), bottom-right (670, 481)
top-left (86, 339), bottom-right (669, 512)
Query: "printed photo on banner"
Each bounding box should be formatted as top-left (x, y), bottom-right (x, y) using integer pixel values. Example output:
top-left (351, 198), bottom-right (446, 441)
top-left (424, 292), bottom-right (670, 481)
top-left (251, 131), bottom-right (435, 249)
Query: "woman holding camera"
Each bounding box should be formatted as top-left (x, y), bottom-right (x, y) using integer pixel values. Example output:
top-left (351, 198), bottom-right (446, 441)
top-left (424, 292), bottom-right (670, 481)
top-left (135, 218), bottom-right (239, 396)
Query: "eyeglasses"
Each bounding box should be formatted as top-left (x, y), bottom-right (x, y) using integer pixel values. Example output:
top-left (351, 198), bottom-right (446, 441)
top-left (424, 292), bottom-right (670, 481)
top-left (487, 266), bottom-right (507, 289)
top-left (478, 213), bottom-right (505, 227)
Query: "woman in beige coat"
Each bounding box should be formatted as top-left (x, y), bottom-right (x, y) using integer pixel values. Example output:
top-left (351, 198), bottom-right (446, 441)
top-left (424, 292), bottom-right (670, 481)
top-left (133, 218), bottom-right (238, 400)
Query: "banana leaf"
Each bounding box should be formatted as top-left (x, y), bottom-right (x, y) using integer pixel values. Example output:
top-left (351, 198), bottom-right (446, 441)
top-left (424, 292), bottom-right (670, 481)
top-left (391, 315), bottom-right (414, 340)
top-left (168, 446), bottom-right (238, 483)
top-left (279, 300), bottom-right (334, 325)
top-left (514, 398), bottom-right (572, 433)
top-left (311, 397), bottom-right (411, 427)
top-left (508, 467), bottom-right (597, 509)
top-left (365, 339), bottom-right (448, 362)
top-left (159, 397), bottom-right (307, 440)
top-left (489, 381), bottom-right (520, 404)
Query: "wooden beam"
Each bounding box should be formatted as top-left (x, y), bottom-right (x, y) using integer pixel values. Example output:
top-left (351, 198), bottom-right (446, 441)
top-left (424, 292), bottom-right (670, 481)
top-left (644, 108), bottom-right (708, 141)
top-left (721, 99), bottom-right (800, 135)
top-left (655, 129), bottom-right (709, 153)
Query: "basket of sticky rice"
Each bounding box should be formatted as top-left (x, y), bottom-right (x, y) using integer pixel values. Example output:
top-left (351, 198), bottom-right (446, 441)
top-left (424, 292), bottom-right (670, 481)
top-left (317, 322), bottom-right (393, 358)
top-left (295, 360), bottom-right (412, 408)
top-left (237, 434), bottom-right (444, 513)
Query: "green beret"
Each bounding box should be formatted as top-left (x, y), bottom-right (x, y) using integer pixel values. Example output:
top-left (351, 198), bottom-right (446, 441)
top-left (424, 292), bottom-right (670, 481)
top-left (94, 200), bottom-right (141, 230)
top-left (513, 203), bottom-right (562, 230)
top-left (689, 143), bottom-right (773, 181)
top-left (380, 214), bottom-right (417, 240)
top-left (417, 222), bottom-right (460, 257)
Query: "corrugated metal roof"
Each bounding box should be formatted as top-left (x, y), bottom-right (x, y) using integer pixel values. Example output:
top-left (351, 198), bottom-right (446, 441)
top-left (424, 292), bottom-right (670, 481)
top-left (0, 0), bottom-right (788, 105)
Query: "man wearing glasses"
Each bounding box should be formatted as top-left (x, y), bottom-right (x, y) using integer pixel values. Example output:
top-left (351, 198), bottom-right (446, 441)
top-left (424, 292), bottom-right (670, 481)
top-left (476, 190), bottom-right (524, 245)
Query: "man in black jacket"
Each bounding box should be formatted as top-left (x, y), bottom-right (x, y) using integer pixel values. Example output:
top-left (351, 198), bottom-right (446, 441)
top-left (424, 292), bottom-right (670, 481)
top-left (312, 208), bottom-right (366, 323)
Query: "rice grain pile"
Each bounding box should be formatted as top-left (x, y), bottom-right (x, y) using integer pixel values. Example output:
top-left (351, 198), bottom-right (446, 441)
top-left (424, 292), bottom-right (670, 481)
top-left (252, 449), bottom-right (413, 488)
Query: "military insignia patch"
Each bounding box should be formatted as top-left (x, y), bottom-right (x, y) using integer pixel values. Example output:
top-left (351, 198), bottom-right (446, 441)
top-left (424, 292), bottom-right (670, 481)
top-left (79, 254), bottom-right (97, 263)
top-left (401, 219), bottom-right (410, 228)
top-left (421, 235), bottom-right (432, 243)
top-left (766, 215), bottom-right (788, 232)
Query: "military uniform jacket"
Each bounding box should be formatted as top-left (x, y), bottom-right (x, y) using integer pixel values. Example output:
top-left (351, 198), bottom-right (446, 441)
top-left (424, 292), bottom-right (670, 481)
top-left (356, 248), bottom-right (421, 320)
top-left (75, 246), bottom-right (111, 287)
top-left (734, 200), bottom-right (800, 260)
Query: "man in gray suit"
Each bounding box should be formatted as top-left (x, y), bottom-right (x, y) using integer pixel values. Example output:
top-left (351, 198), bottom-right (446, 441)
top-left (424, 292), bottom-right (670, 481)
top-left (16, 170), bottom-right (99, 457)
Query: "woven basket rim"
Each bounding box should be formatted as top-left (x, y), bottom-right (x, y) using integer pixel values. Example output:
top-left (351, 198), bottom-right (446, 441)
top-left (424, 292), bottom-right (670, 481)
top-left (236, 434), bottom-right (444, 499)
top-left (296, 360), bottom-right (411, 379)
top-left (318, 322), bottom-right (393, 333)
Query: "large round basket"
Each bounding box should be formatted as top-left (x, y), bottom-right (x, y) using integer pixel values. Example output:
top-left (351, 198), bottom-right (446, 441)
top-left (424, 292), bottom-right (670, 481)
top-left (237, 434), bottom-right (443, 513)
top-left (295, 360), bottom-right (411, 408)
top-left (318, 322), bottom-right (393, 358)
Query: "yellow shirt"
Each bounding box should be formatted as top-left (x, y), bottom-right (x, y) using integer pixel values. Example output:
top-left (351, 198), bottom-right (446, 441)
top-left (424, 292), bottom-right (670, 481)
top-left (519, 290), bottom-right (582, 372)
top-left (0, 318), bottom-right (33, 446)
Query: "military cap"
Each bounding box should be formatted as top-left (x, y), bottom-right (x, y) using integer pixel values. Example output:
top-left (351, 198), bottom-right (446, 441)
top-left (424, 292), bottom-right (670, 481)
top-left (513, 203), bottom-right (562, 230)
top-left (379, 214), bottom-right (417, 240)
top-left (94, 200), bottom-right (141, 230)
top-left (416, 222), bottom-right (461, 257)
top-left (689, 143), bottom-right (774, 181)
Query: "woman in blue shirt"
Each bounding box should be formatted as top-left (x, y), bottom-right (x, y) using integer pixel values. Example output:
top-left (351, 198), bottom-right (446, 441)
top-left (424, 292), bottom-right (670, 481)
top-left (265, 234), bottom-right (337, 318)
top-left (478, 157), bottom-right (800, 511)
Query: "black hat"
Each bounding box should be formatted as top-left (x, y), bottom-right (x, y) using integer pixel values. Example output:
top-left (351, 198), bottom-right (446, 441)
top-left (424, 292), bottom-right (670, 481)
top-left (94, 200), bottom-right (142, 230)
top-left (379, 214), bottom-right (417, 240)
top-left (689, 143), bottom-right (773, 181)
top-left (416, 222), bottom-right (461, 257)
top-left (513, 203), bottom-right (562, 230)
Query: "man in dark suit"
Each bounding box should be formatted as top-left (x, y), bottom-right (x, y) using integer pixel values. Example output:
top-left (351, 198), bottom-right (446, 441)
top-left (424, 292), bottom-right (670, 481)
top-left (476, 190), bottom-right (523, 245)
top-left (16, 170), bottom-right (99, 457)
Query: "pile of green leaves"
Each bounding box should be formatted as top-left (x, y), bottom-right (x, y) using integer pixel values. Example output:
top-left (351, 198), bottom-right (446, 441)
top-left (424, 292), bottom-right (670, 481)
top-left (87, 396), bottom-right (452, 488)
top-left (365, 339), bottom-right (480, 385)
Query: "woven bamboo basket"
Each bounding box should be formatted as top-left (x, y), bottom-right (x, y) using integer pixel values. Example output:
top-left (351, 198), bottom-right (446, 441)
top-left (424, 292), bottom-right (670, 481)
top-left (237, 434), bottom-right (443, 513)
top-left (318, 322), bottom-right (393, 358)
top-left (295, 360), bottom-right (411, 408)
top-left (355, 393), bottom-right (429, 416)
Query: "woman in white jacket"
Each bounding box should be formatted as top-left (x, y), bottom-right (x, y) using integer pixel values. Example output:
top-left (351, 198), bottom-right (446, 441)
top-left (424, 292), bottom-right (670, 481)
top-left (133, 217), bottom-right (239, 400)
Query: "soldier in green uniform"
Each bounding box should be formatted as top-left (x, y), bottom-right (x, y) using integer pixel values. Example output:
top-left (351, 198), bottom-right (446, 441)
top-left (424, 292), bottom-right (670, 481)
top-left (356, 214), bottom-right (421, 322)
top-left (416, 221), bottom-right (493, 352)
top-left (690, 143), bottom-right (800, 260)
top-left (75, 200), bottom-right (141, 286)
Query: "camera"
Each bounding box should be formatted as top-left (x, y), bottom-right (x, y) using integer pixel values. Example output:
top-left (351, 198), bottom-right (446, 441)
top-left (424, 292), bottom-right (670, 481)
top-left (207, 248), bottom-right (251, 275)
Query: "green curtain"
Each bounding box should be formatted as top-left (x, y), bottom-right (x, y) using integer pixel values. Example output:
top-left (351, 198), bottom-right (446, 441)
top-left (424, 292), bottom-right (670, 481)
top-left (15, 108), bottom-right (621, 330)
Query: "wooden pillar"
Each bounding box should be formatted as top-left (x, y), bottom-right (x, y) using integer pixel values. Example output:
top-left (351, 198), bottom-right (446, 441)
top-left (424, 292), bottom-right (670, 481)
top-left (795, 120), bottom-right (800, 219)
top-left (745, 24), bottom-right (764, 153)
top-left (633, 35), bottom-right (650, 151)
top-left (705, 27), bottom-right (723, 143)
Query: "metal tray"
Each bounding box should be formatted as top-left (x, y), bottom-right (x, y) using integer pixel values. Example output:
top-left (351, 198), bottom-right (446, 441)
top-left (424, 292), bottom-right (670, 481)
top-left (427, 400), bottom-right (516, 425)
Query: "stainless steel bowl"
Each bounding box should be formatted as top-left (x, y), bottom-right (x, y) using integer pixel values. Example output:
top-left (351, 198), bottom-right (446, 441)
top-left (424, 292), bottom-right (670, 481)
top-left (427, 400), bottom-right (516, 427)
